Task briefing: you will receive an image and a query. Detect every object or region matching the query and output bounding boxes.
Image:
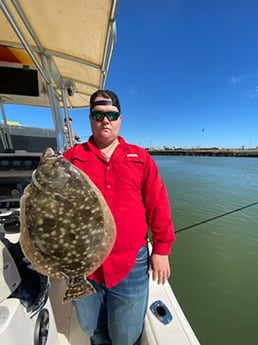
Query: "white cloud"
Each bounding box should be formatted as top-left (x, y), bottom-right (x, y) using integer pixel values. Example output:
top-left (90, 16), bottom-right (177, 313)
top-left (245, 86), bottom-right (258, 98)
top-left (229, 74), bottom-right (246, 84)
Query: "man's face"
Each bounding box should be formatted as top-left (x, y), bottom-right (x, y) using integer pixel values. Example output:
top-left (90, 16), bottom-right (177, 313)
top-left (89, 97), bottom-right (122, 144)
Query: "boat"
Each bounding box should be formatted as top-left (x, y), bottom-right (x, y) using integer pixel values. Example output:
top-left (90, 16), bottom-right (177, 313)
top-left (0, 1), bottom-right (200, 344)
top-left (0, 122), bottom-right (57, 152)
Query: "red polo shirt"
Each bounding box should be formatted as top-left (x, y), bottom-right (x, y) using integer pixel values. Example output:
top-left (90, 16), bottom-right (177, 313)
top-left (63, 136), bottom-right (176, 287)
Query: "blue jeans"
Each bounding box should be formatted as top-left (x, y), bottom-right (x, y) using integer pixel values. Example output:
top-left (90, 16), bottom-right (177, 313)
top-left (73, 246), bottom-right (149, 345)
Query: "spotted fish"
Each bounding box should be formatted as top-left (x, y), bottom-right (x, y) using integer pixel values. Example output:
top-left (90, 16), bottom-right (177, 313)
top-left (20, 147), bottom-right (116, 302)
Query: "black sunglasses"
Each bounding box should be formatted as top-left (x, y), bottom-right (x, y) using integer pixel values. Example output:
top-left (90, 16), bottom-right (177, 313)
top-left (91, 111), bottom-right (120, 122)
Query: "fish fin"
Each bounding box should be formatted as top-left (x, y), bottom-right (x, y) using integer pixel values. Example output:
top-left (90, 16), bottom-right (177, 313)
top-left (62, 280), bottom-right (96, 303)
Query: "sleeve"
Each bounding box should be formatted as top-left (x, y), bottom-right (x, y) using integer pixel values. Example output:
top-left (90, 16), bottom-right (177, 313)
top-left (63, 147), bottom-right (74, 161)
top-left (142, 153), bottom-right (176, 255)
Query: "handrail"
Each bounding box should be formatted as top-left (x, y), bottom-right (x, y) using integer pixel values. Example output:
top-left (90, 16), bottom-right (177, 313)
top-left (100, 0), bottom-right (119, 88)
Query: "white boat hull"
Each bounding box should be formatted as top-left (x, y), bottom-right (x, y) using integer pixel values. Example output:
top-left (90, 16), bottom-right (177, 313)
top-left (48, 275), bottom-right (201, 345)
top-left (0, 236), bottom-right (200, 345)
top-left (142, 278), bottom-right (200, 345)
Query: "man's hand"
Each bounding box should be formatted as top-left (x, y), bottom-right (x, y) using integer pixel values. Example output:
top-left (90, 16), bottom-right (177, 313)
top-left (148, 254), bottom-right (171, 284)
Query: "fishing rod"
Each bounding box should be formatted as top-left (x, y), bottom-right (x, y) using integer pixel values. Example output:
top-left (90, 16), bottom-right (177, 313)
top-left (175, 201), bottom-right (258, 234)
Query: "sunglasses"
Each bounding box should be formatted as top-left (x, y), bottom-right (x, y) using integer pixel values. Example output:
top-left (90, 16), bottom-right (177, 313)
top-left (91, 111), bottom-right (120, 122)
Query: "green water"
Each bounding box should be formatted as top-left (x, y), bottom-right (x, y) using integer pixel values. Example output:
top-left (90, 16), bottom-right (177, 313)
top-left (154, 156), bottom-right (258, 345)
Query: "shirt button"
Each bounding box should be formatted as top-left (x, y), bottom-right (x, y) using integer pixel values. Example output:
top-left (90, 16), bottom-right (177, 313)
top-left (107, 185), bottom-right (111, 189)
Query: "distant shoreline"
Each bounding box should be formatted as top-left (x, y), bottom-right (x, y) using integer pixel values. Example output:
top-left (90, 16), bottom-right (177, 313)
top-left (147, 148), bottom-right (258, 158)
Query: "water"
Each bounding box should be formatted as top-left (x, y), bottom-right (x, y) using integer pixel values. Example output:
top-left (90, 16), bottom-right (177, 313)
top-left (154, 156), bottom-right (258, 345)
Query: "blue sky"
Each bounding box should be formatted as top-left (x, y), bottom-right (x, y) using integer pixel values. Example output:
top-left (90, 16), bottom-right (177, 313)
top-left (4, 1), bottom-right (258, 149)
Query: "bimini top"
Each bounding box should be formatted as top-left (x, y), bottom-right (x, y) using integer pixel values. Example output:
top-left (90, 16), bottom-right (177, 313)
top-left (0, 0), bottom-right (119, 108)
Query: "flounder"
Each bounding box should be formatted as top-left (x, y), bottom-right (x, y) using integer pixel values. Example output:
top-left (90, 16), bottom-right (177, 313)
top-left (20, 147), bottom-right (116, 302)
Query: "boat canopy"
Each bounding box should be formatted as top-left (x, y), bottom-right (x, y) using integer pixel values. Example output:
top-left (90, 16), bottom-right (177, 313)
top-left (0, 0), bottom-right (119, 150)
top-left (0, 0), bottom-right (119, 108)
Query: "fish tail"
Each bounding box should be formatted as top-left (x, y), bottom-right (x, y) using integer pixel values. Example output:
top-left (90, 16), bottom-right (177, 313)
top-left (63, 280), bottom-right (96, 303)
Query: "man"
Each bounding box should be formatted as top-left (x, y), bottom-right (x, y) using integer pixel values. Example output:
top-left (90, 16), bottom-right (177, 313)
top-left (63, 90), bottom-right (176, 345)
top-left (63, 117), bottom-right (81, 148)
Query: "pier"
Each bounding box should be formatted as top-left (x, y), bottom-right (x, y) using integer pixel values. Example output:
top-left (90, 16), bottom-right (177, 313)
top-left (147, 148), bottom-right (258, 157)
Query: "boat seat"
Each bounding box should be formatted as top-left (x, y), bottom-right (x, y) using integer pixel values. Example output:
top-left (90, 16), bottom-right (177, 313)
top-left (0, 238), bottom-right (49, 317)
top-left (0, 238), bottom-right (21, 302)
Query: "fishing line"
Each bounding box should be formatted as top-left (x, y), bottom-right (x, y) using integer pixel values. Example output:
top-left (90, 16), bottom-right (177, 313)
top-left (175, 201), bottom-right (258, 233)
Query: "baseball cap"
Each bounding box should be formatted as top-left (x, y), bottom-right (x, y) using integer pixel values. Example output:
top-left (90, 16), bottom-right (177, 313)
top-left (90, 90), bottom-right (121, 112)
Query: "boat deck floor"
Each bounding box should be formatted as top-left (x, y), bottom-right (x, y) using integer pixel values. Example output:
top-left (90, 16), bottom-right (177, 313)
top-left (49, 278), bottom-right (90, 345)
